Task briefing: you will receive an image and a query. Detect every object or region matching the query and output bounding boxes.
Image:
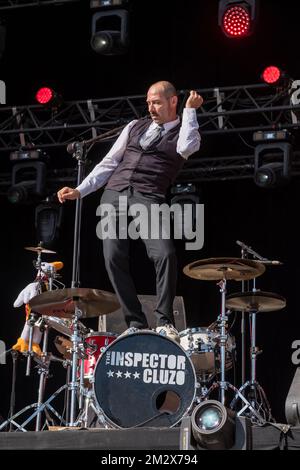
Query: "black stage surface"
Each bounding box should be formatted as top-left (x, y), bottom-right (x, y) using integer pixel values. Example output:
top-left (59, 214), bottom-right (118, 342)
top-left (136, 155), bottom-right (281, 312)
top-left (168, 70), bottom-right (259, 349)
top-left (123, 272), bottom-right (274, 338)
top-left (0, 424), bottom-right (300, 450)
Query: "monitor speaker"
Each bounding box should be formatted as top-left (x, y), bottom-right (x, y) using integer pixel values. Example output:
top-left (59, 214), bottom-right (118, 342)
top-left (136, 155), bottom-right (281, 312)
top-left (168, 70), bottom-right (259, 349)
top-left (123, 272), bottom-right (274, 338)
top-left (98, 295), bottom-right (186, 334)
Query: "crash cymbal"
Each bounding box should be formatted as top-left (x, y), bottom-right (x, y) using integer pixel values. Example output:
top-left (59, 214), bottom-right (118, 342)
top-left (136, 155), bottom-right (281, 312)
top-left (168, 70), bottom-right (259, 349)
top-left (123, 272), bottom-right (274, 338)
top-left (25, 246), bottom-right (56, 254)
top-left (29, 288), bottom-right (120, 319)
top-left (226, 291), bottom-right (286, 313)
top-left (183, 257), bottom-right (265, 281)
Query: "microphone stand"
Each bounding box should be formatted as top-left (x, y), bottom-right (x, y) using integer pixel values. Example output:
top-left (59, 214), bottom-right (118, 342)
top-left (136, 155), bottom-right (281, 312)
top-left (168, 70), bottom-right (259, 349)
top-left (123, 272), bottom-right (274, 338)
top-left (236, 240), bottom-right (282, 388)
top-left (240, 247), bottom-right (247, 388)
top-left (67, 124), bottom-right (126, 426)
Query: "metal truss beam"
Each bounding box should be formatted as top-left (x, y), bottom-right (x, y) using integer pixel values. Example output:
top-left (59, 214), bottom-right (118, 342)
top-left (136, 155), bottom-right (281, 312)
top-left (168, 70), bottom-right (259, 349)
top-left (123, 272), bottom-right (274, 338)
top-left (1, 82), bottom-right (300, 152)
top-left (0, 0), bottom-right (79, 10)
top-left (1, 151), bottom-right (300, 195)
top-left (176, 151), bottom-right (300, 183)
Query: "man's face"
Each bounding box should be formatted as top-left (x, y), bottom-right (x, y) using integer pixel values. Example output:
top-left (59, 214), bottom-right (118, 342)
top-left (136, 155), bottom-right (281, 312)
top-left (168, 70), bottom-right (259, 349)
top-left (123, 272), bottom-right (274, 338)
top-left (146, 87), bottom-right (177, 124)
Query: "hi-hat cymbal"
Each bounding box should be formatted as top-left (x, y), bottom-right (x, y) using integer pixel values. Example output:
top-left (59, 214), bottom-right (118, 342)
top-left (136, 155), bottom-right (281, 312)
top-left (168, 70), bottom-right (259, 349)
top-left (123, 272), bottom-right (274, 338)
top-left (226, 291), bottom-right (286, 313)
top-left (183, 257), bottom-right (266, 281)
top-left (25, 246), bottom-right (56, 254)
top-left (29, 288), bottom-right (120, 318)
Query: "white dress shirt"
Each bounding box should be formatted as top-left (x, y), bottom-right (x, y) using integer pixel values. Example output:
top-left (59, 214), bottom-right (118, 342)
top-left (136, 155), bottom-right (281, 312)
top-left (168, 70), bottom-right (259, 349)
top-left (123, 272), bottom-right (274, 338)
top-left (77, 108), bottom-right (201, 198)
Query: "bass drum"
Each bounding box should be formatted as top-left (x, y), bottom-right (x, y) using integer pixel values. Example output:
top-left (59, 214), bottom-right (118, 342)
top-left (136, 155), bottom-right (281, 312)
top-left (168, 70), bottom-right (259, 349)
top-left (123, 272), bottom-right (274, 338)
top-left (93, 331), bottom-right (196, 429)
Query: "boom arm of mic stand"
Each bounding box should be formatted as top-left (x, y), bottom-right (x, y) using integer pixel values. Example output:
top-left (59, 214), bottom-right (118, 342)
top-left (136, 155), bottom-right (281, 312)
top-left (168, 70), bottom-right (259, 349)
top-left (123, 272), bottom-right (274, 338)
top-left (67, 124), bottom-right (128, 156)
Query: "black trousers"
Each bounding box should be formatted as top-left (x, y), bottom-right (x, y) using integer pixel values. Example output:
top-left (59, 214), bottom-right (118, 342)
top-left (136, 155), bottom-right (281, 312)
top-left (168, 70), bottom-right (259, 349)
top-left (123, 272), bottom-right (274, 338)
top-left (100, 187), bottom-right (177, 329)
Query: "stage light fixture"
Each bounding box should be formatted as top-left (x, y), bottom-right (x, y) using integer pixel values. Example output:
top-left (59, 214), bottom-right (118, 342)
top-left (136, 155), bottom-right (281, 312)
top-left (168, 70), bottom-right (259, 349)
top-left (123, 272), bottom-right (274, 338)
top-left (35, 200), bottom-right (63, 246)
top-left (35, 87), bottom-right (62, 108)
top-left (191, 400), bottom-right (236, 449)
top-left (0, 22), bottom-right (6, 60)
top-left (262, 66), bottom-right (282, 85)
top-left (90, 0), bottom-right (128, 7)
top-left (285, 368), bottom-right (300, 426)
top-left (218, 1), bottom-right (257, 38)
top-left (170, 184), bottom-right (200, 238)
top-left (91, 9), bottom-right (129, 55)
top-left (7, 160), bottom-right (47, 204)
top-left (254, 142), bottom-right (292, 188)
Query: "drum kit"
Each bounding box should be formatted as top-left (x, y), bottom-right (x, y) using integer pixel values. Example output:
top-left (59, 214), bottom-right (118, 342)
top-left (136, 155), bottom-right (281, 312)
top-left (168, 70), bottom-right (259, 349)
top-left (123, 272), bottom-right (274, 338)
top-left (0, 242), bottom-right (286, 431)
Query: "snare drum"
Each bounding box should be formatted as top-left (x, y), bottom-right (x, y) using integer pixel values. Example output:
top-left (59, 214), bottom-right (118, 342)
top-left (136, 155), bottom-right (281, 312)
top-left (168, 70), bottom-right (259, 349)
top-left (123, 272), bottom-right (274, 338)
top-left (81, 332), bottom-right (118, 381)
top-left (179, 327), bottom-right (235, 374)
top-left (46, 316), bottom-right (73, 337)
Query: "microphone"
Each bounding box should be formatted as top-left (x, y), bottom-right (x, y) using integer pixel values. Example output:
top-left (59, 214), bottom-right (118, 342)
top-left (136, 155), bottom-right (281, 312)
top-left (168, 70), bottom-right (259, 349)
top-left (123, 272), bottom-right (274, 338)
top-left (66, 141), bottom-right (85, 154)
top-left (236, 240), bottom-right (251, 250)
top-left (257, 260), bottom-right (283, 266)
top-left (236, 240), bottom-right (283, 265)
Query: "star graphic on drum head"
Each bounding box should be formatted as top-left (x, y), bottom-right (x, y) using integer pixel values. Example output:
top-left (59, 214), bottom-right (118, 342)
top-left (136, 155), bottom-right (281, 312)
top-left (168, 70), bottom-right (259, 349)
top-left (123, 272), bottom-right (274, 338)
top-left (116, 370), bottom-right (123, 378)
top-left (107, 370), bottom-right (114, 377)
top-left (133, 372), bottom-right (140, 379)
top-left (124, 371), bottom-right (131, 379)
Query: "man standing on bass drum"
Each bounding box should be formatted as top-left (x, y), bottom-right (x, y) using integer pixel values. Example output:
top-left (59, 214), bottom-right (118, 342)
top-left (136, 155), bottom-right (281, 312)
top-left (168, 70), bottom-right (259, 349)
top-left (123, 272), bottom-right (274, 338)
top-left (57, 81), bottom-right (203, 342)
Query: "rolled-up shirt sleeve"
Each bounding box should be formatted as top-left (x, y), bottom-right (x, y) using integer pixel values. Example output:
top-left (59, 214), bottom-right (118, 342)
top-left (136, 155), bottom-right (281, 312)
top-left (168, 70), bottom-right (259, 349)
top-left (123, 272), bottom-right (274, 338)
top-left (177, 108), bottom-right (201, 159)
top-left (76, 120), bottom-right (138, 198)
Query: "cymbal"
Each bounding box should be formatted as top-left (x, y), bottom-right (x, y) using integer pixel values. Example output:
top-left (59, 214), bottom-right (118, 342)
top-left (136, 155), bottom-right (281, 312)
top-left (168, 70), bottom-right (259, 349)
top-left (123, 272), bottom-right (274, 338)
top-left (226, 291), bottom-right (286, 313)
top-left (25, 246), bottom-right (56, 254)
top-left (183, 257), bottom-right (266, 281)
top-left (29, 288), bottom-right (120, 318)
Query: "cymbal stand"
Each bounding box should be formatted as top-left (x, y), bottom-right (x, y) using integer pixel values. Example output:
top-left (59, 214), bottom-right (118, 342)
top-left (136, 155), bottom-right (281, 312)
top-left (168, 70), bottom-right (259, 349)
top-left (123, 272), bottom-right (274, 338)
top-left (230, 304), bottom-right (273, 423)
top-left (25, 243), bottom-right (44, 377)
top-left (69, 301), bottom-right (84, 426)
top-left (0, 353), bottom-right (70, 432)
top-left (218, 278), bottom-right (228, 405)
top-left (35, 319), bottom-right (50, 431)
top-left (25, 312), bottom-right (39, 377)
top-left (202, 277), bottom-right (266, 425)
top-left (74, 387), bottom-right (107, 429)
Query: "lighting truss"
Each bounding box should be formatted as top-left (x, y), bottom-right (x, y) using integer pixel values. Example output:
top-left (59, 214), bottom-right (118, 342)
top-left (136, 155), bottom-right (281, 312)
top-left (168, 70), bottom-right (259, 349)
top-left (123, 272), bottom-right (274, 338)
top-left (1, 82), bottom-right (300, 184)
top-left (1, 82), bottom-right (300, 152)
top-left (0, 0), bottom-right (79, 10)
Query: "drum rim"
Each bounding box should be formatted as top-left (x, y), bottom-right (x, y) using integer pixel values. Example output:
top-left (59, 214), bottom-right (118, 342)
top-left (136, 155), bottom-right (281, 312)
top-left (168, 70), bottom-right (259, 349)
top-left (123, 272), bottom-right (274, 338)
top-left (46, 316), bottom-right (73, 336)
top-left (92, 330), bottom-right (197, 429)
top-left (85, 331), bottom-right (118, 339)
top-left (179, 326), bottom-right (213, 337)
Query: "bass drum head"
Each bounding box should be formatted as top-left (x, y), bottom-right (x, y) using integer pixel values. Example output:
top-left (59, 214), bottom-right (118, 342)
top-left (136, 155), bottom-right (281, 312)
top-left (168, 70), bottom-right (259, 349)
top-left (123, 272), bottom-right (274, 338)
top-left (93, 331), bottom-right (196, 429)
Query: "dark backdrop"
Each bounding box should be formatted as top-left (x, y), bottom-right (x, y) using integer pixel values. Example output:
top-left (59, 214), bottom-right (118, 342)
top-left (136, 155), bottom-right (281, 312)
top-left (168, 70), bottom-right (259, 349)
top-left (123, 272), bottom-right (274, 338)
top-left (1, 0), bottom-right (300, 425)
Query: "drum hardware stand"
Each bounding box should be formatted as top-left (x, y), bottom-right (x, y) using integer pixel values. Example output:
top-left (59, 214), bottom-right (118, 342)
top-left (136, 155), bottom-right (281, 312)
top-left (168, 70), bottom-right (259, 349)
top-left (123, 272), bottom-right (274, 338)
top-left (201, 277), bottom-right (266, 425)
top-left (1, 263), bottom-right (72, 432)
top-left (230, 304), bottom-right (273, 423)
top-left (35, 321), bottom-right (53, 431)
top-left (68, 303), bottom-right (85, 426)
top-left (0, 355), bottom-right (70, 432)
top-left (74, 386), bottom-right (108, 429)
top-left (25, 312), bottom-right (39, 377)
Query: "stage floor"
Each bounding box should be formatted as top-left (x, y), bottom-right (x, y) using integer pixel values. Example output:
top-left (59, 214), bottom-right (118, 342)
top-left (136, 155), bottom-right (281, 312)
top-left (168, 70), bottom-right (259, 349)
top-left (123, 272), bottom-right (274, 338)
top-left (0, 424), bottom-right (299, 450)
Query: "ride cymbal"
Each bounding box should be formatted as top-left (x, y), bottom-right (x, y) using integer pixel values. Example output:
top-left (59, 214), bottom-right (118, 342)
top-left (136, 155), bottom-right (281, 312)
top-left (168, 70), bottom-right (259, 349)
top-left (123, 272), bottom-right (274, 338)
top-left (226, 291), bottom-right (286, 313)
top-left (29, 288), bottom-right (120, 318)
top-left (183, 257), bottom-right (266, 281)
top-left (25, 246), bottom-right (56, 254)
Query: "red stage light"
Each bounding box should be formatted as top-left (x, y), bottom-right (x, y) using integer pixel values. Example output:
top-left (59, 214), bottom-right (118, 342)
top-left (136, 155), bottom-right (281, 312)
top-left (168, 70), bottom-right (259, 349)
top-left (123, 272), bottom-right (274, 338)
top-left (262, 66), bottom-right (281, 85)
top-left (35, 87), bottom-right (54, 105)
top-left (222, 5), bottom-right (251, 37)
